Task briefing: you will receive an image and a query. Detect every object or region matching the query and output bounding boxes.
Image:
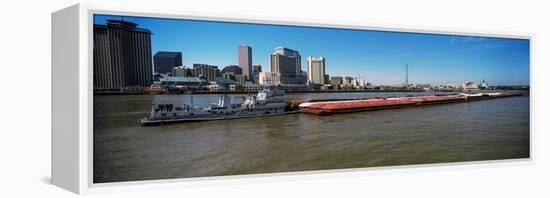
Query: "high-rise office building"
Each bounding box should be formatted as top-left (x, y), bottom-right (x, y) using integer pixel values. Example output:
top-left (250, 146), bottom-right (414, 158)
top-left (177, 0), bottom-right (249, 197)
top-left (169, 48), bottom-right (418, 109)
top-left (154, 51), bottom-right (182, 74)
top-left (238, 45), bottom-right (253, 81)
top-left (93, 20), bottom-right (153, 90)
top-left (307, 56), bottom-right (326, 85)
top-left (270, 47), bottom-right (303, 84)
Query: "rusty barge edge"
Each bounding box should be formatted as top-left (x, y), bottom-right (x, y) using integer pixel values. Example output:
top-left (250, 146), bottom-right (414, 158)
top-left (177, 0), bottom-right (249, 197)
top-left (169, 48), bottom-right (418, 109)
top-left (299, 93), bottom-right (523, 115)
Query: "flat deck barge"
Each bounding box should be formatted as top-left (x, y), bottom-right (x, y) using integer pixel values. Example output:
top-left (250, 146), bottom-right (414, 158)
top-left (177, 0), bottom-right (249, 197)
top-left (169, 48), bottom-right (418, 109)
top-left (299, 92), bottom-right (522, 115)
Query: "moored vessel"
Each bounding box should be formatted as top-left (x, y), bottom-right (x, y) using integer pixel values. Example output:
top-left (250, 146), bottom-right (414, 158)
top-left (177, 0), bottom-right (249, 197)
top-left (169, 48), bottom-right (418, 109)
top-left (141, 88), bottom-right (297, 125)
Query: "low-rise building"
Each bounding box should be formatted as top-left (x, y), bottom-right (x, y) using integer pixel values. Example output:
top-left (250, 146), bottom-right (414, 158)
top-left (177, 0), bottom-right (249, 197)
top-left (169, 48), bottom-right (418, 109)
top-left (253, 64), bottom-right (262, 84)
top-left (351, 77), bottom-right (365, 88)
top-left (208, 77), bottom-right (237, 91)
top-left (222, 73), bottom-right (235, 81)
top-left (159, 76), bottom-right (209, 92)
top-left (343, 76), bottom-right (353, 86)
top-left (463, 81), bottom-right (479, 90)
top-left (324, 74), bottom-right (330, 85)
top-left (234, 74), bottom-right (247, 85)
top-left (415, 83), bottom-right (432, 90)
top-left (279, 84), bottom-right (309, 91)
top-left (479, 80), bottom-right (489, 89)
top-left (259, 72), bottom-right (281, 85)
top-left (330, 76), bottom-right (343, 86)
top-left (242, 84), bottom-right (265, 92)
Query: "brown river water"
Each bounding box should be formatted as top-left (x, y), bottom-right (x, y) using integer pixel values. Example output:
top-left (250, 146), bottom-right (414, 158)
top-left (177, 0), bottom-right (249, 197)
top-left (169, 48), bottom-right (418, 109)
top-left (93, 91), bottom-right (530, 183)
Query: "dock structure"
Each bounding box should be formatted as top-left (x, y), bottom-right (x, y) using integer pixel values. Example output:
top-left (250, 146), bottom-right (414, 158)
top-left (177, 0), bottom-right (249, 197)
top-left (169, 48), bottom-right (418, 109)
top-left (298, 92), bottom-right (522, 115)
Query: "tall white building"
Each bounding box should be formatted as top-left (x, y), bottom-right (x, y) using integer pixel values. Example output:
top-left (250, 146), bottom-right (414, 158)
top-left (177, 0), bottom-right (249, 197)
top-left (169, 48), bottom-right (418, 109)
top-left (307, 56), bottom-right (325, 85)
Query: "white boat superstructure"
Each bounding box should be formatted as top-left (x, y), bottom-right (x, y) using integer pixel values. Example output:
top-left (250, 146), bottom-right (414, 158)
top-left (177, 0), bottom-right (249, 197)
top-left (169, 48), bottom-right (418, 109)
top-left (142, 88), bottom-right (290, 125)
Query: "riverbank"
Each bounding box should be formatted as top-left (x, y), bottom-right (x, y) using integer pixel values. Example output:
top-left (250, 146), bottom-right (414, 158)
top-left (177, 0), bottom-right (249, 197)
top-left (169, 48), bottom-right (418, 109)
top-left (94, 88), bottom-right (529, 96)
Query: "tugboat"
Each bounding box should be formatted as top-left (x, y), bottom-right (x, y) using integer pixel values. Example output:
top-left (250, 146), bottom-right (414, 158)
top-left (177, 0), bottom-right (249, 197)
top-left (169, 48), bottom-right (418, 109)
top-left (141, 88), bottom-right (294, 125)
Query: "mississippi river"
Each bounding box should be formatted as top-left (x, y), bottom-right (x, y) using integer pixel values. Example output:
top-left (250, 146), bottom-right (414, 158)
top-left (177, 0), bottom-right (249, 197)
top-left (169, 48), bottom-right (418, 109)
top-left (93, 91), bottom-right (530, 183)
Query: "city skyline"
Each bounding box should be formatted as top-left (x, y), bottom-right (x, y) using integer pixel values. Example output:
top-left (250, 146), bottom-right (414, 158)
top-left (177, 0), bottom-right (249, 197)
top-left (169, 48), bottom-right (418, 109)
top-left (94, 14), bottom-right (530, 86)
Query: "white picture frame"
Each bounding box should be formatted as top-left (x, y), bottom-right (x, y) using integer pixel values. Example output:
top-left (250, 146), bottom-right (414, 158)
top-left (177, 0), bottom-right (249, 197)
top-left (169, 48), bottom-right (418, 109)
top-left (52, 3), bottom-right (534, 194)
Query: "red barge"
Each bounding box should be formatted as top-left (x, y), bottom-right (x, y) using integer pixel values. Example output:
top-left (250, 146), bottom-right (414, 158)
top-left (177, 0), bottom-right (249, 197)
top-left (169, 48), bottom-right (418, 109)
top-left (298, 92), bottom-right (522, 115)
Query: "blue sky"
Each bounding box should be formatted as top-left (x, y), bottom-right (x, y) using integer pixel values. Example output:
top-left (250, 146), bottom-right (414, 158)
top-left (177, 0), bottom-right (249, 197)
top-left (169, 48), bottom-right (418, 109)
top-left (94, 15), bottom-right (530, 86)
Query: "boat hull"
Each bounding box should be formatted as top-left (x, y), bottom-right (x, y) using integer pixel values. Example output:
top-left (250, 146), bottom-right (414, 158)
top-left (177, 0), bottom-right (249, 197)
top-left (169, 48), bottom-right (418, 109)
top-left (141, 110), bottom-right (299, 126)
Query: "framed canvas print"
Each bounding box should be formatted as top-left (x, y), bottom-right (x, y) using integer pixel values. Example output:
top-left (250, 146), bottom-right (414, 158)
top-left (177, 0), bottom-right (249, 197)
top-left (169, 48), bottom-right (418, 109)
top-left (52, 3), bottom-right (532, 194)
